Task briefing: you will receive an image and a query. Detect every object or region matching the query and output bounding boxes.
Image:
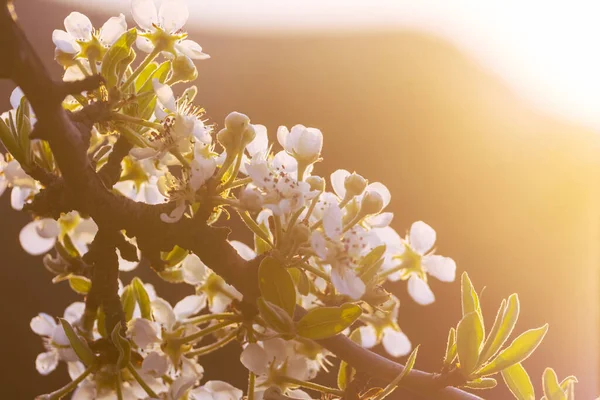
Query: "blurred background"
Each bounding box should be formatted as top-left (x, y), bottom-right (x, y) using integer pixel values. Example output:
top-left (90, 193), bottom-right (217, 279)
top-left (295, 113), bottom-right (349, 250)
top-left (0, 0), bottom-right (598, 398)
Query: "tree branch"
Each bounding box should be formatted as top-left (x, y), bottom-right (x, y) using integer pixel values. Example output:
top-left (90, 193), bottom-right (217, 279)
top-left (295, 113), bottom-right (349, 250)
top-left (0, 3), bottom-right (481, 399)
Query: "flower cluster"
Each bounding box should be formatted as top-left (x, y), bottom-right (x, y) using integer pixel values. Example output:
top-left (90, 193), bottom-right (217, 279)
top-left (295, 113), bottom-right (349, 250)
top-left (0, 0), bottom-right (574, 399)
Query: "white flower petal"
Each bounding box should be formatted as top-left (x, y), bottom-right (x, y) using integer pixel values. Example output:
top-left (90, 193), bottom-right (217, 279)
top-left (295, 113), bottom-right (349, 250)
top-left (11, 186), bottom-right (32, 210)
top-left (322, 204), bottom-right (342, 241)
top-left (246, 124), bottom-right (268, 157)
top-left (127, 318), bottom-right (162, 349)
top-left (366, 182), bottom-right (391, 209)
top-left (358, 325), bottom-right (378, 349)
top-left (67, 361), bottom-right (85, 380)
top-left (36, 218), bottom-right (60, 239)
top-left (99, 14), bottom-right (127, 46)
top-left (240, 343), bottom-right (268, 376)
top-left (209, 292), bottom-right (234, 314)
top-left (277, 125), bottom-right (291, 152)
top-left (170, 374), bottom-right (199, 400)
top-left (331, 267), bottom-right (365, 300)
top-left (136, 36), bottom-right (155, 53)
top-left (159, 0), bottom-right (189, 32)
top-left (30, 313), bottom-right (56, 336)
top-left (382, 327), bottom-right (411, 357)
top-left (182, 254), bottom-right (209, 285)
top-left (422, 255), bottom-right (456, 282)
top-left (152, 78), bottom-right (177, 112)
top-left (130, 147), bottom-right (159, 160)
top-left (310, 231), bottom-right (328, 260)
top-left (407, 275), bottom-right (435, 305)
top-left (64, 12), bottom-right (93, 41)
top-left (9, 86), bottom-right (25, 110)
top-left (330, 169), bottom-right (350, 199)
top-left (131, 0), bottom-right (158, 30)
top-left (367, 212), bottom-right (393, 228)
top-left (409, 221), bottom-right (436, 255)
top-left (36, 351), bottom-right (59, 375)
top-left (176, 40), bottom-right (210, 60)
top-left (71, 382), bottom-right (96, 400)
top-left (142, 351), bottom-right (169, 377)
top-left (151, 298), bottom-right (177, 330)
top-left (174, 295), bottom-right (206, 320)
top-left (63, 302), bottom-right (85, 324)
top-left (19, 220), bottom-right (57, 255)
top-left (229, 240), bottom-right (256, 261)
top-left (262, 338), bottom-right (287, 362)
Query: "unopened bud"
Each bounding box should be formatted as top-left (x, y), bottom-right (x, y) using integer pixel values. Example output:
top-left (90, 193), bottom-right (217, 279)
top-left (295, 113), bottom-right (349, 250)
top-left (291, 223), bottom-right (311, 244)
top-left (240, 187), bottom-right (263, 212)
top-left (216, 127), bottom-right (236, 150)
top-left (360, 190), bottom-right (384, 215)
top-left (171, 55), bottom-right (198, 84)
top-left (224, 112), bottom-right (250, 133)
top-left (306, 176), bottom-right (325, 192)
top-left (240, 124), bottom-right (256, 148)
top-left (344, 173), bottom-right (367, 198)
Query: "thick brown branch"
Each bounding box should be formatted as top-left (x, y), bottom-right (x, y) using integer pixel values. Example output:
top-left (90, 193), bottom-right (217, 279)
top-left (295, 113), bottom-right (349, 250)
top-left (0, 3), bottom-right (482, 399)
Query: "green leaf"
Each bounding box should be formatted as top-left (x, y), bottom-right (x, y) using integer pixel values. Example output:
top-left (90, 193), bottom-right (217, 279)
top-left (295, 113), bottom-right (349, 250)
top-left (17, 96), bottom-right (31, 164)
top-left (543, 368), bottom-right (567, 400)
top-left (135, 62), bottom-right (158, 92)
top-left (181, 85), bottom-right (198, 102)
top-left (296, 303), bottom-right (362, 340)
top-left (461, 272), bottom-right (483, 330)
top-left (256, 297), bottom-right (295, 337)
top-left (360, 245), bottom-right (386, 268)
top-left (479, 294), bottom-right (520, 365)
top-left (288, 267), bottom-right (311, 296)
top-left (101, 28), bottom-right (137, 88)
top-left (0, 117), bottom-right (21, 162)
top-left (372, 345), bottom-right (420, 400)
top-left (157, 267), bottom-right (185, 283)
top-left (120, 285), bottom-right (136, 322)
top-left (110, 323), bottom-right (132, 368)
top-left (97, 307), bottom-right (107, 338)
top-left (475, 324), bottom-right (548, 377)
top-left (338, 329), bottom-right (361, 390)
top-left (59, 318), bottom-right (95, 366)
top-left (559, 376), bottom-right (578, 392)
top-left (443, 327), bottom-right (457, 367)
top-left (258, 256), bottom-right (296, 317)
top-left (131, 278), bottom-right (152, 320)
top-left (162, 245), bottom-right (189, 268)
top-left (463, 377), bottom-right (497, 390)
top-left (501, 363), bottom-right (535, 400)
top-left (137, 61), bottom-right (171, 120)
top-left (456, 311), bottom-right (484, 377)
top-left (68, 275), bottom-right (92, 295)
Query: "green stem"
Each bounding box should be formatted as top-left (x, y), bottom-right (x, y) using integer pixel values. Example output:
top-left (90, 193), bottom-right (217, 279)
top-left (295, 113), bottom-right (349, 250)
top-left (221, 152), bottom-right (243, 188)
top-left (116, 125), bottom-right (152, 148)
top-left (127, 363), bottom-right (158, 398)
top-left (46, 363), bottom-right (95, 399)
top-left (182, 312), bottom-right (237, 326)
top-left (300, 262), bottom-right (330, 281)
top-left (121, 47), bottom-right (161, 91)
top-left (218, 176), bottom-right (252, 192)
top-left (378, 262), bottom-right (404, 279)
top-left (248, 371), bottom-right (256, 400)
top-left (75, 59), bottom-right (91, 77)
top-left (185, 329), bottom-right (238, 357)
top-left (115, 372), bottom-right (124, 400)
top-left (216, 152), bottom-right (236, 181)
top-left (238, 210), bottom-right (274, 249)
top-left (171, 149), bottom-right (190, 168)
top-left (111, 112), bottom-right (164, 131)
top-left (174, 320), bottom-right (238, 346)
top-left (273, 215), bottom-right (283, 247)
top-left (88, 54), bottom-right (98, 76)
top-left (211, 196), bottom-right (242, 208)
top-left (279, 377), bottom-right (344, 397)
top-left (302, 194), bottom-right (321, 224)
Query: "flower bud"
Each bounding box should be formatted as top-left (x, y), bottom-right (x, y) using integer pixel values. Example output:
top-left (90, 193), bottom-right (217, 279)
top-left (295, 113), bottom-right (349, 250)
top-left (216, 127), bottom-right (236, 150)
top-left (344, 173), bottom-right (367, 198)
top-left (170, 55), bottom-right (198, 83)
top-left (284, 125), bottom-right (323, 162)
top-left (240, 124), bottom-right (256, 148)
top-left (291, 223), bottom-right (311, 244)
top-left (240, 187), bottom-right (263, 212)
top-left (224, 112), bottom-right (250, 133)
top-left (306, 176), bottom-right (325, 192)
top-left (360, 190), bottom-right (384, 215)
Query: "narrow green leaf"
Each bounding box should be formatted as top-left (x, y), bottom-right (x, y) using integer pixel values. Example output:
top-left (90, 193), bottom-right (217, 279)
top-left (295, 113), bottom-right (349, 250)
top-left (59, 318), bottom-right (95, 366)
top-left (131, 278), bottom-right (152, 320)
top-left (162, 245), bottom-right (188, 268)
top-left (110, 323), bottom-right (132, 368)
top-left (479, 294), bottom-right (520, 365)
top-left (96, 307), bottom-right (107, 338)
top-left (135, 62), bottom-right (158, 92)
top-left (288, 267), bottom-right (310, 296)
top-left (338, 329), bottom-right (361, 390)
top-left (68, 275), bottom-right (91, 295)
top-left (157, 267), bottom-right (184, 283)
top-left (296, 303), bottom-right (361, 340)
top-left (372, 345), bottom-right (420, 400)
top-left (559, 376), bottom-right (578, 392)
top-left (0, 117), bottom-right (22, 162)
top-left (120, 285), bottom-right (136, 322)
top-left (475, 324), bottom-right (548, 377)
top-left (456, 311), bottom-right (484, 377)
top-left (256, 297), bottom-right (295, 336)
top-left (543, 368), bottom-right (566, 400)
top-left (463, 377), bottom-right (497, 390)
top-left (137, 61), bottom-right (171, 120)
top-left (17, 96), bottom-right (31, 163)
top-left (258, 256), bottom-right (296, 317)
top-left (360, 245), bottom-right (386, 268)
top-left (443, 327), bottom-right (457, 367)
top-left (101, 28), bottom-right (137, 88)
top-left (501, 363), bottom-right (535, 400)
top-left (461, 272), bottom-right (483, 331)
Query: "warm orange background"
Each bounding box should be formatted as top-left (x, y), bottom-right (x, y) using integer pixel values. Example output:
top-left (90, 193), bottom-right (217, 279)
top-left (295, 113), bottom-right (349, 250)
top-left (0, 1), bottom-right (597, 399)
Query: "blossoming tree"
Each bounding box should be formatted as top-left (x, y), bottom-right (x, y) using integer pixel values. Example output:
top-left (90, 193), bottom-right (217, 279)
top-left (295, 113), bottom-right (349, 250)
top-left (0, 0), bottom-right (583, 399)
